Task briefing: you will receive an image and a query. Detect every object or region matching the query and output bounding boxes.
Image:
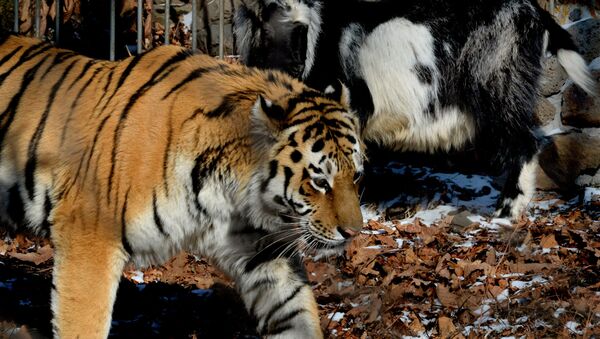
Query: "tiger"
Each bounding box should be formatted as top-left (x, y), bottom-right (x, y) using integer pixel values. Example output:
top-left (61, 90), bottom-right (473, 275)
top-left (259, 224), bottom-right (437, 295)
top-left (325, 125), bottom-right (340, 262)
top-left (0, 33), bottom-right (365, 338)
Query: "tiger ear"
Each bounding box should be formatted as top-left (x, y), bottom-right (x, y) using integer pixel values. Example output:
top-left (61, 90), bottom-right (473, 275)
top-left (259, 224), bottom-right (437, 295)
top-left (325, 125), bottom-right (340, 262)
top-left (324, 81), bottom-right (351, 110)
top-left (251, 95), bottom-right (287, 144)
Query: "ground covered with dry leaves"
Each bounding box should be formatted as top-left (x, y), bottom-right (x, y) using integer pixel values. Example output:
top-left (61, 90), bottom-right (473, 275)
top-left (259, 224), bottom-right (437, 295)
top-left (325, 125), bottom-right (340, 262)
top-left (1, 162), bottom-right (599, 338)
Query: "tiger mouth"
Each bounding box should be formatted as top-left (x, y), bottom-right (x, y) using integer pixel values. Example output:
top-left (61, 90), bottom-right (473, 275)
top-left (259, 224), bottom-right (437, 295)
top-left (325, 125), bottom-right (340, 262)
top-left (301, 231), bottom-right (348, 256)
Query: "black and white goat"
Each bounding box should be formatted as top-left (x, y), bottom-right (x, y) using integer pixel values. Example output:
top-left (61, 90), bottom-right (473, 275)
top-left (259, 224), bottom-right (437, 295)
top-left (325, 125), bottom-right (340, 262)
top-left (234, 0), bottom-right (598, 218)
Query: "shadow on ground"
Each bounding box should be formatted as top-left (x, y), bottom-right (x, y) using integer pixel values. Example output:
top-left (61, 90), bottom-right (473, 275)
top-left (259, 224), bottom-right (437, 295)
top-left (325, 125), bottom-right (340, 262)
top-left (0, 257), bottom-right (258, 339)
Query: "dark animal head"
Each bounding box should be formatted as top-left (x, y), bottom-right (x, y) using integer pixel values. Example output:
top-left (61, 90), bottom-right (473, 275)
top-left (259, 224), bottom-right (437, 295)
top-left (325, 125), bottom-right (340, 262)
top-left (234, 0), bottom-right (321, 79)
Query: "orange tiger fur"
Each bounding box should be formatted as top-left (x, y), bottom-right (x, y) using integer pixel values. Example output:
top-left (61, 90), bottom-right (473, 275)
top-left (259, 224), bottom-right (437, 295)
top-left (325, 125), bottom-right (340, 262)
top-left (0, 35), bottom-right (364, 338)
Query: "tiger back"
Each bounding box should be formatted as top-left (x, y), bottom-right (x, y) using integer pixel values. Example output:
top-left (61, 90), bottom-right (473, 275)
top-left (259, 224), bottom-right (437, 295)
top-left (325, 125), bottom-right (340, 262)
top-left (0, 34), bottom-right (364, 338)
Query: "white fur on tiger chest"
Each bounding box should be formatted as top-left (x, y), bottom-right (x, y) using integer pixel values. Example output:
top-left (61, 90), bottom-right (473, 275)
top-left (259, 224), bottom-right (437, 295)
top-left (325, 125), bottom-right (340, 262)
top-left (124, 158), bottom-right (237, 267)
top-left (357, 18), bottom-right (476, 152)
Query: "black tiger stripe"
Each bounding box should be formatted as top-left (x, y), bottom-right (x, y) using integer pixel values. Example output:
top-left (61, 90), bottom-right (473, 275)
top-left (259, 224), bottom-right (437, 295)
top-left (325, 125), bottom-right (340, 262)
top-left (106, 53), bottom-right (146, 104)
top-left (286, 114), bottom-right (319, 128)
top-left (40, 192), bottom-right (53, 234)
top-left (265, 324), bottom-right (293, 336)
top-left (190, 141), bottom-right (236, 213)
top-left (0, 42), bottom-right (52, 86)
top-left (204, 90), bottom-right (259, 118)
top-left (0, 45), bottom-right (23, 68)
top-left (81, 115), bottom-right (111, 184)
top-left (7, 184), bottom-right (24, 225)
top-left (66, 59), bottom-right (96, 90)
top-left (261, 160), bottom-right (279, 192)
top-left (93, 68), bottom-right (115, 115)
top-left (152, 191), bottom-right (169, 237)
top-left (261, 285), bottom-right (304, 333)
top-left (0, 57), bottom-right (47, 155)
top-left (294, 102), bottom-right (336, 117)
top-left (40, 52), bottom-right (77, 80)
top-left (163, 105), bottom-right (175, 195)
top-left (107, 50), bottom-right (193, 203)
top-left (246, 278), bottom-right (276, 295)
top-left (60, 67), bottom-right (103, 145)
top-left (286, 90), bottom-right (322, 111)
top-left (266, 71), bottom-right (294, 92)
top-left (302, 122), bottom-right (325, 142)
top-left (121, 188), bottom-right (132, 255)
top-left (265, 309), bottom-right (306, 335)
top-left (287, 132), bottom-right (298, 147)
top-left (311, 139), bottom-right (325, 153)
top-left (283, 166), bottom-right (294, 197)
top-left (25, 59), bottom-right (78, 199)
top-left (323, 117), bottom-right (353, 130)
top-left (162, 64), bottom-right (226, 100)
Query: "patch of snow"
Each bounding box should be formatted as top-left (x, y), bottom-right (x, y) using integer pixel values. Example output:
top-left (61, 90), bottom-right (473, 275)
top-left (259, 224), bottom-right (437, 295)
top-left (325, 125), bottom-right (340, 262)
top-left (361, 205), bottom-right (380, 222)
top-left (182, 12), bottom-right (192, 32)
top-left (328, 312), bottom-right (345, 322)
top-left (584, 187), bottom-right (600, 204)
top-left (516, 316), bottom-right (528, 324)
top-left (496, 289), bottom-right (509, 302)
top-left (510, 276), bottom-right (548, 289)
top-left (361, 229), bottom-right (387, 235)
top-left (130, 270), bottom-right (144, 284)
top-left (395, 238), bottom-right (405, 247)
top-left (472, 304), bottom-right (491, 317)
top-left (532, 199), bottom-right (560, 210)
top-left (454, 241), bottom-right (475, 248)
top-left (565, 321), bottom-right (583, 335)
top-left (553, 308), bottom-right (566, 318)
top-left (400, 205), bottom-right (457, 226)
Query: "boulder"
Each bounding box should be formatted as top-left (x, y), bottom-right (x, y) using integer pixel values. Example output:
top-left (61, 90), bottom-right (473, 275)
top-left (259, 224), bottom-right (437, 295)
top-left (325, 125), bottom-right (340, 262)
top-left (567, 18), bottom-right (600, 63)
top-left (561, 63), bottom-right (600, 128)
top-left (539, 56), bottom-right (568, 96)
top-left (537, 133), bottom-right (600, 191)
top-left (534, 96), bottom-right (558, 126)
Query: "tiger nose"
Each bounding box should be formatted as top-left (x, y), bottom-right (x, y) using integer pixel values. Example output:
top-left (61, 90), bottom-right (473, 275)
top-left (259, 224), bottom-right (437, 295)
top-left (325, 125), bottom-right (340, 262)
top-left (337, 226), bottom-right (359, 239)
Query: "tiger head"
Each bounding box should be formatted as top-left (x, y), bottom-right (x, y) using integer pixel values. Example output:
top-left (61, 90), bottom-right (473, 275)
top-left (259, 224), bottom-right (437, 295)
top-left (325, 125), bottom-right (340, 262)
top-left (249, 85), bottom-right (364, 254)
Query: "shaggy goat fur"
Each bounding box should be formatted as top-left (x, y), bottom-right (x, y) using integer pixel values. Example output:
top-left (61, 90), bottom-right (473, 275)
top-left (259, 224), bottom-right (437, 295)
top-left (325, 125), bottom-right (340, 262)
top-left (234, 0), bottom-right (598, 218)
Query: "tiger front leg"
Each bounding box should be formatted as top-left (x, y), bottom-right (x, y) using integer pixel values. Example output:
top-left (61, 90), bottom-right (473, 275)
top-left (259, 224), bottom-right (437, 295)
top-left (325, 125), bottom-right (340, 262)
top-left (236, 256), bottom-right (323, 339)
top-left (50, 209), bottom-right (129, 339)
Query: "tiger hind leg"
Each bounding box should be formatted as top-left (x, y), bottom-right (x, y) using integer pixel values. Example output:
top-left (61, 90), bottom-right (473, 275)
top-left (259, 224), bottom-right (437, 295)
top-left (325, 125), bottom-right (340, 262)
top-left (50, 214), bottom-right (128, 338)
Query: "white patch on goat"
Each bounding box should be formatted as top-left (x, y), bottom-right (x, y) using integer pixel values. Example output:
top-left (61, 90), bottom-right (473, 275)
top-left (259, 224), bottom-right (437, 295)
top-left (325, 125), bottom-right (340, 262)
top-left (358, 18), bottom-right (475, 152)
top-left (495, 155), bottom-right (538, 219)
top-left (463, 4), bottom-right (521, 83)
top-left (278, 1), bottom-right (322, 75)
top-left (339, 23), bottom-right (365, 79)
top-left (557, 49), bottom-right (598, 95)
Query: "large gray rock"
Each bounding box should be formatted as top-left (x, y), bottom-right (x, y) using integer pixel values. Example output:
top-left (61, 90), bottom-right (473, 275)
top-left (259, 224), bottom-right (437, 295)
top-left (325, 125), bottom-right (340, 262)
top-left (539, 56), bottom-right (568, 96)
top-left (567, 18), bottom-right (600, 63)
top-left (561, 65), bottom-right (600, 128)
top-left (537, 133), bottom-right (600, 191)
top-left (534, 96), bottom-right (557, 126)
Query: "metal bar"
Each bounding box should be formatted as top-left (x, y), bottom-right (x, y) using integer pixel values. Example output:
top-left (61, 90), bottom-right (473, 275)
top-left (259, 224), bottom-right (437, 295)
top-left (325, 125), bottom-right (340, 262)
top-left (35, 0), bottom-right (41, 37)
top-left (55, 0), bottom-right (61, 44)
top-left (110, 0), bottom-right (115, 61)
top-left (191, 0), bottom-right (197, 52)
top-left (218, 0), bottom-right (224, 59)
top-left (164, 0), bottom-right (170, 45)
top-left (13, 0), bottom-right (18, 33)
top-left (137, 0), bottom-right (143, 53)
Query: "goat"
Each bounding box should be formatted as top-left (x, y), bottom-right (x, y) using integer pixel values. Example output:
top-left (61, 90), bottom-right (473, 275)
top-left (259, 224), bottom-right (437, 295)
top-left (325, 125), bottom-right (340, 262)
top-left (234, 0), bottom-right (598, 218)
